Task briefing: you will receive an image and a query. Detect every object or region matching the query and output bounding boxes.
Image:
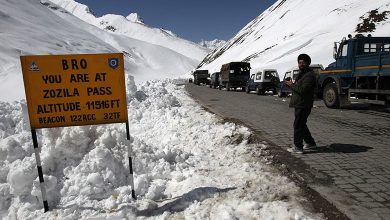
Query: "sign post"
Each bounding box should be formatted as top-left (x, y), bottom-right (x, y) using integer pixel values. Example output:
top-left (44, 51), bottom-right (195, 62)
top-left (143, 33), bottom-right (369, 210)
top-left (20, 53), bottom-right (135, 211)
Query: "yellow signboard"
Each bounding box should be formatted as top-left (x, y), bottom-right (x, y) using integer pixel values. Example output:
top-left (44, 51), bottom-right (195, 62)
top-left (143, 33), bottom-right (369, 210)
top-left (20, 53), bottom-right (128, 129)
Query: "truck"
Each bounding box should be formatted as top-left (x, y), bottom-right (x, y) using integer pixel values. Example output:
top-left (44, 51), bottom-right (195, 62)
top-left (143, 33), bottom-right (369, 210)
top-left (193, 70), bottom-right (209, 85)
top-left (245, 69), bottom-right (280, 95)
top-left (219, 62), bottom-right (251, 91)
top-left (318, 34), bottom-right (390, 108)
top-left (278, 64), bottom-right (324, 97)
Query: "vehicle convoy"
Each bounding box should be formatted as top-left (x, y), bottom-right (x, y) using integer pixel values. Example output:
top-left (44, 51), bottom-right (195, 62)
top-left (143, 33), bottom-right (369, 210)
top-left (246, 69), bottom-right (280, 95)
top-left (209, 72), bottom-right (220, 89)
top-left (318, 34), bottom-right (390, 108)
top-left (193, 70), bottom-right (209, 85)
top-left (278, 64), bottom-right (324, 97)
top-left (219, 62), bottom-right (251, 91)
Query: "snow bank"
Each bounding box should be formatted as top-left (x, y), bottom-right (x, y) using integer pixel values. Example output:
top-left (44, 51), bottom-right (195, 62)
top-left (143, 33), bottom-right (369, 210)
top-left (0, 80), bottom-right (323, 219)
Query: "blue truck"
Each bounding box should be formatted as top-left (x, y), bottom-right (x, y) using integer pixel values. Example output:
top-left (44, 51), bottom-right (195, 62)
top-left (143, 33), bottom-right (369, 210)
top-left (318, 34), bottom-right (390, 108)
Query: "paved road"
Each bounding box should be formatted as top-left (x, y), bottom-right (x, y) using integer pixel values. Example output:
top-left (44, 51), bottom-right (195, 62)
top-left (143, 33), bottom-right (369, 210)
top-left (186, 83), bottom-right (390, 220)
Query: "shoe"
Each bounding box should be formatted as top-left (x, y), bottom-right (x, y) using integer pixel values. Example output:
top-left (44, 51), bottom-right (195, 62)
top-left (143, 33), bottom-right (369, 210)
top-left (288, 146), bottom-right (304, 154)
top-left (303, 143), bottom-right (317, 150)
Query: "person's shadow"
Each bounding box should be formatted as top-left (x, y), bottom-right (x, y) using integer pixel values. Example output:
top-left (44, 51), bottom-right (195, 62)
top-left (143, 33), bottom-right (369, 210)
top-left (135, 186), bottom-right (236, 217)
top-left (305, 143), bottom-right (372, 154)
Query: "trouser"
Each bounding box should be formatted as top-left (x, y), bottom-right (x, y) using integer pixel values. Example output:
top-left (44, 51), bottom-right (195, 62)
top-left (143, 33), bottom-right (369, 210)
top-left (294, 107), bottom-right (315, 148)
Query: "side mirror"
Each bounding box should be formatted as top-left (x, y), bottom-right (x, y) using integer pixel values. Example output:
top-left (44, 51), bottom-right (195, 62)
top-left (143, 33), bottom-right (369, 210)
top-left (333, 42), bottom-right (338, 59)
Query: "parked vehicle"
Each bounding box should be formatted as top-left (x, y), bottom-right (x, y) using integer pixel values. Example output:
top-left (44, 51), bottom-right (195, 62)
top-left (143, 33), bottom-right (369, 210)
top-left (245, 69), bottom-right (280, 95)
top-left (318, 34), bottom-right (390, 108)
top-left (209, 72), bottom-right (220, 89)
top-left (193, 70), bottom-right (209, 85)
top-left (277, 64), bottom-right (324, 97)
top-left (219, 62), bottom-right (251, 91)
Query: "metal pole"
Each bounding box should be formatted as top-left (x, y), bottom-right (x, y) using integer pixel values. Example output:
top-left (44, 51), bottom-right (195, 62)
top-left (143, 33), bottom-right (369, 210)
top-left (31, 129), bottom-right (49, 212)
top-left (126, 122), bottom-right (136, 200)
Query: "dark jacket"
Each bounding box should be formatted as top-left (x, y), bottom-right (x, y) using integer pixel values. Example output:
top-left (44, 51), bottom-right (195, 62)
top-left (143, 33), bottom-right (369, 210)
top-left (289, 68), bottom-right (317, 108)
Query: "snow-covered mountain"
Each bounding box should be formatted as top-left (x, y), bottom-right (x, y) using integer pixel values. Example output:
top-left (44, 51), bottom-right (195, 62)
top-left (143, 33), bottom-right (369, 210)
top-left (199, 39), bottom-right (227, 51)
top-left (50, 0), bottom-right (209, 61)
top-left (0, 0), bottom-right (207, 102)
top-left (198, 0), bottom-right (390, 77)
top-left (126, 13), bottom-right (144, 24)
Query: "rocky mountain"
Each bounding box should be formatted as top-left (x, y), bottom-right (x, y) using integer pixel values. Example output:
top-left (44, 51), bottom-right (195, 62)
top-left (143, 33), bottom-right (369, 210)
top-left (199, 39), bottom-right (227, 50)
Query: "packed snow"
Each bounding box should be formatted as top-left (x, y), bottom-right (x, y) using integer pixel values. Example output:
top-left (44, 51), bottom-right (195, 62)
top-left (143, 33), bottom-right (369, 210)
top-left (0, 80), bottom-right (324, 219)
top-left (198, 0), bottom-right (390, 78)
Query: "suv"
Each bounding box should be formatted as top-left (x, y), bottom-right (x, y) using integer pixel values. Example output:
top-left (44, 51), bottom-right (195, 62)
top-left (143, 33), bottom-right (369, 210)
top-left (277, 64), bottom-right (323, 97)
top-left (209, 72), bottom-right (220, 89)
top-left (245, 69), bottom-right (279, 95)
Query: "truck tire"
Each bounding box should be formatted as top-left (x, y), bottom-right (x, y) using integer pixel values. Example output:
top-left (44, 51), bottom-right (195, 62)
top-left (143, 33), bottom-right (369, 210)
top-left (256, 87), bottom-right (261, 95)
top-left (256, 87), bottom-right (264, 95)
top-left (323, 83), bottom-right (340, 108)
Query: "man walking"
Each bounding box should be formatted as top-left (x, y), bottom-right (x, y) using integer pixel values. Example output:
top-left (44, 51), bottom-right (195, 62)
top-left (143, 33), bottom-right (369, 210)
top-left (285, 54), bottom-right (317, 154)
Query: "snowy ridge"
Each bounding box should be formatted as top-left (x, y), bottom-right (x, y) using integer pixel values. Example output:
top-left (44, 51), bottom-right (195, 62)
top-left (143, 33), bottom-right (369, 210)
top-left (50, 0), bottom-right (209, 61)
top-left (0, 0), bottom-right (200, 102)
top-left (126, 13), bottom-right (144, 24)
top-left (198, 0), bottom-right (390, 77)
top-left (199, 39), bottom-right (227, 51)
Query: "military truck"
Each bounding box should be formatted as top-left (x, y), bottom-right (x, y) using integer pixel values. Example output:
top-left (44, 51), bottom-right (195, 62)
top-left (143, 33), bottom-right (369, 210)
top-left (193, 70), bottom-right (209, 85)
top-left (245, 69), bottom-right (280, 95)
top-left (218, 62), bottom-right (251, 91)
top-left (318, 34), bottom-right (390, 108)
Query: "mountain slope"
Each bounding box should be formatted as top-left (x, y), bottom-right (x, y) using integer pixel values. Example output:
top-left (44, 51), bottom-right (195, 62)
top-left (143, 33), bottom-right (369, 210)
top-left (199, 39), bottom-right (227, 51)
top-left (0, 0), bottom-right (200, 102)
top-left (50, 0), bottom-right (209, 61)
top-left (198, 0), bottom-right (390, 76)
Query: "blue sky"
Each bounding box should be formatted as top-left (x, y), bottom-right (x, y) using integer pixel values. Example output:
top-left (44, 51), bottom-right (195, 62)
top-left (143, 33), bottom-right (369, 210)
top-left (75, 0), bottom-right (277, 43)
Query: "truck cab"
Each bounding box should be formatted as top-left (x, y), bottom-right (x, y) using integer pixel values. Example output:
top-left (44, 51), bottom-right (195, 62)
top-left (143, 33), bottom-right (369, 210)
top-left (319, 34), bottom-right (390, 108)
top-left (245, 69), bottom-right (279, 95)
